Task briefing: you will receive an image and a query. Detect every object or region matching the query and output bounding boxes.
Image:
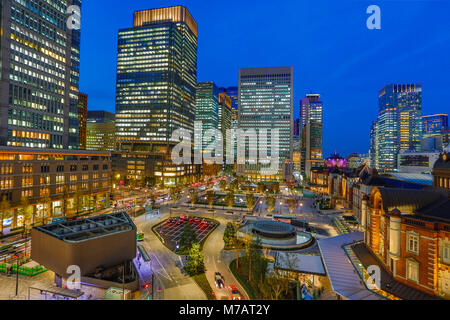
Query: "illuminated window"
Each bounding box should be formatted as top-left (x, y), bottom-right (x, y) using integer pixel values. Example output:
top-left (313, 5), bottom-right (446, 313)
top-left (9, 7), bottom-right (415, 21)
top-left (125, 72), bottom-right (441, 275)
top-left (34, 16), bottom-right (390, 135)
top-left (407, 233), bottom-right (419, 255)
top-left (406, 259), bottom-right (419, 283)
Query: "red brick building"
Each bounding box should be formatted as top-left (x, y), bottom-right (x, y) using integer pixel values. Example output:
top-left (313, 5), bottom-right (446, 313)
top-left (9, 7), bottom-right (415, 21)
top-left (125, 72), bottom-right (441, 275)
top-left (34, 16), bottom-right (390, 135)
top-left (364, 152), bottom-right (450, 299)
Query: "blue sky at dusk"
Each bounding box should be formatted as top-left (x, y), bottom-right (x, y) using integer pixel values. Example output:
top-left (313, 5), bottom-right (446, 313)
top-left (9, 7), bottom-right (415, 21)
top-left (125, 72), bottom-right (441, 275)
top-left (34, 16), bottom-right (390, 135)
top-left (79, 0), bottom-right (450, 157)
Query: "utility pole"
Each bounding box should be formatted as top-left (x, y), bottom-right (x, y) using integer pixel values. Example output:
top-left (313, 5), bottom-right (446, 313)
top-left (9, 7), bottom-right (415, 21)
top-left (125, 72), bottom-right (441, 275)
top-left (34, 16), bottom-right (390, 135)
top-left (15, 255), bottom-right (20, 297)
top-left (122, 262), bottom-right (126, 300)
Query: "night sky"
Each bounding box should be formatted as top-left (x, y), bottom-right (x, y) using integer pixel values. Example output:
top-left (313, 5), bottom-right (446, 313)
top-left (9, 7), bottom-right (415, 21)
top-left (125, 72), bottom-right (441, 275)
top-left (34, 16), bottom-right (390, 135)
top-left (79, 0), bottom-right (450, 157)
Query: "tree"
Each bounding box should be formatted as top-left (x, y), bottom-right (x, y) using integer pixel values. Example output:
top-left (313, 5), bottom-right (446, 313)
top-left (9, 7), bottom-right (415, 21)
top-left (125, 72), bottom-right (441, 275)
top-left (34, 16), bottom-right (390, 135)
top-left (62, 186), bottom-right (69, 218)
top-left (190, 191), bottom-right (198, 207)
top-left (246, 193), bottom-right (256, 211)
top-left (225, 191), bottom-right (235, 208)
top-left (230, 180), bottom-right (238, 192)
top-left (74, 186), bottom-right (83, 216)
top-left (266, 196), bottom-right (276, 214)
top-left (20, 197), bottom-right (32, 228)
top-left (184, 242), bottom-right (205, 276)
top-left (0, 195), bottom-right (11, 234)
top-left (41, 195), bottom-right (52, 224)
top-left (179, 223), bottom-right (198, 249)
top-left (257, 182), bottom-right (265, 194)
top-left (170, 187), bottom-right (181, 202)
top-left (219, 180), bottom-right (227, 192)
top-left (271, 182), bottom-right (280, 194)
top-left (287, 198), bottom-right (297, 215)
top-left (206, 190), bottom-right (216, 208)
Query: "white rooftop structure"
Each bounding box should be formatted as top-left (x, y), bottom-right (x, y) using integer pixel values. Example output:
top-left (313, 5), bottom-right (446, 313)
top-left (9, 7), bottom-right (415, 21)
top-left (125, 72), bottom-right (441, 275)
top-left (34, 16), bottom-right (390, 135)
top-left (318, 232), bottom-right (385, 300)
top-left (274, 252), bottom-right (326, 276)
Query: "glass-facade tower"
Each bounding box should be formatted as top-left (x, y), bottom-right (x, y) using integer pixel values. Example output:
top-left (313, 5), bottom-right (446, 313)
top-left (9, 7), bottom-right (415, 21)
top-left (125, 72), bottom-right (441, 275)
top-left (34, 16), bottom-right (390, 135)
top-left (115, 6), bottom-right (198, 152)
top-left (237, 66), bottom-right (293, 181)
top-left (371, 84), bottom-right (422, 172)
top-left (195, 82), bottom-right (219, 155)
top-left (0, 0), bottom-right (81, 149)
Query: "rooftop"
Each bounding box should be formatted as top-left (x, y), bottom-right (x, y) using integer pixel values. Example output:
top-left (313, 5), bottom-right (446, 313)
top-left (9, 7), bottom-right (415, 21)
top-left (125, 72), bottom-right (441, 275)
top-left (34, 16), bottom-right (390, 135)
top-left (377, 187), bottom-right (443, 213)
top-left (33, 212), bottom-right (135, 243)
top-left (318, 232), bottom-right (385, 300)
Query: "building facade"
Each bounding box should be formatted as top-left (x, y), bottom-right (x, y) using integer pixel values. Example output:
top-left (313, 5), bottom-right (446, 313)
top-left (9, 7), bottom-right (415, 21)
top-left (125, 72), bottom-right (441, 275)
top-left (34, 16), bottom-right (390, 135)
top-left (398, 151), bottom-right (440, 174)
top-left (365, 186), bottom-right (450, 299)
top-left (0, 147), bottom-right (111, 231)
top-left (300, 94), bottom-right (323, 178)
top-left (0, 0), bottom-right (81, 150)
top-left (114, 6), bottom-right (199, 186)
top-left (237, 67), bottom-right (293, 181)
top-left (115, 6), bottom-right (197, 153)
top-left (86, 111), bottom-right (115, 151)
top-left (371, 84), bottom-right (423, 172)
top-left (218, 92), bottom-right (232, 160)
top-left (78, 92), bottom-right (88, 150)
top-left (195, 82), bottom-right (219, 156)
top-left (423, 114), bottom-right (449, 148)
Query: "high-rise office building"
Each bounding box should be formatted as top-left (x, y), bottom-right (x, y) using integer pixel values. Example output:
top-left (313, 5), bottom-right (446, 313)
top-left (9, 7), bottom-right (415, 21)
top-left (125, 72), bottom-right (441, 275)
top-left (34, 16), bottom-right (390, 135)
top-left (0, 0), bottom-right (82, 150)
top-left (219, 87), bottom-right (238, 111)
top-left (293, 118), bottom-right (300, 137)
top-left (195, 82), bottom-right (219, 155)
top-left (115, 6), bottom-right (198, 152)
top-left (371, 84), bottom-right (423, 172)
top-left (300, 94), bottom-right (323, 128)
top-left (423, 114), bottom-right (448, 148)
top-left (237, 67), bottom-right (293, 181)
top-left (300, 94), bottom-right (323, 177)
top-left (78, 92), bottom-right (88, 150)
top-left (86, 111), bottom-right (116, 151)
top-left (218, 92), bottom-right (232, 159)
top-left (219, 86), bottom-right (239, 163)
top-left (114, 6), bottom-right (200, 186)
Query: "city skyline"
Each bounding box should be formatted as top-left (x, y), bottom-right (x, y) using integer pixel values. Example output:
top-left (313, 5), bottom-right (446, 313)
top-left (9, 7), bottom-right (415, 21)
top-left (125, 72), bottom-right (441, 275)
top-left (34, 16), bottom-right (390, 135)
top-left (79, 0), bottom-right (450, 156)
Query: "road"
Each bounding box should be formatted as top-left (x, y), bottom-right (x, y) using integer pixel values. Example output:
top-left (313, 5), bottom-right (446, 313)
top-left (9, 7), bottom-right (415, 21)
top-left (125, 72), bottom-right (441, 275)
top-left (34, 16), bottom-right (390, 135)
top-left (134, 204), bottom-right (206, 300)
top-left (201, 213), bottom-right (249, 300)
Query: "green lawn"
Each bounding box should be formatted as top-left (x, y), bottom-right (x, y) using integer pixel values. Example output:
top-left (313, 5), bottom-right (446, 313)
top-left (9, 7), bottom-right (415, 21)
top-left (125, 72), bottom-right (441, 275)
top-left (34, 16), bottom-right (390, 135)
top-left (192, 273), bottom-right (216, 300)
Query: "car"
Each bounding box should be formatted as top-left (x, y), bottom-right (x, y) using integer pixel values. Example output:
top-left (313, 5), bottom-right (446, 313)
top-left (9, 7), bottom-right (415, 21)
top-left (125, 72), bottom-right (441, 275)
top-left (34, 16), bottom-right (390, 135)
top-left (228, 285), bottom-right (241, 300)
top-left (215, 272), bottom-right (224, 289)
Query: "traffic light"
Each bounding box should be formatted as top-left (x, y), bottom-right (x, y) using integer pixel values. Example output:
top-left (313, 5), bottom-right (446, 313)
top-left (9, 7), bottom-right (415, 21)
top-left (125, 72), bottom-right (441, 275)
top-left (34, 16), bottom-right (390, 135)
top-left (144, 283), bottom-right (150, 289)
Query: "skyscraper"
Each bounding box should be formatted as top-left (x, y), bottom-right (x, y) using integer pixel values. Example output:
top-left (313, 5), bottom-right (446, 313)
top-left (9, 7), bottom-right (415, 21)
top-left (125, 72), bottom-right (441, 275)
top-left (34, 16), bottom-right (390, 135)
top-left (78, 92), bottom-right (88, 150)
top-left (300, 94), bottom-right (323, 128)
top-left (0, 0), bottom-right (82, 150)
top-left (371, 84), bottom-right (423, 172)
top-left (115, 6), bottom-right (198, 152)
top-left (423, 114), bottom-right (448, 148)
top-left (237, 67), bottom-right (293, 181)
top-left (219, 86), bottom-right (239, 111)
top-left (219, 86), bottom-right (239, 163)
top-left (218, 92), bottom-right (232, 159)
top-left (114, 6), bottom-right (200, 186)
top-left (195, 82), bottom-right (219, 155)
top-left (300, 94), bottom-right (324, 178)
top-left (87, 111), bottom-right (116, 151)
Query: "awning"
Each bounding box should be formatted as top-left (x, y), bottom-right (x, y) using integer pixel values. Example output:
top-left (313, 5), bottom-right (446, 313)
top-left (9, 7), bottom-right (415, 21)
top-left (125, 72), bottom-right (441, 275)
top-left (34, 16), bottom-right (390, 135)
top-left (29, 285), bottom-right (84, 299)
top-left (274, 252), bottom-right (326, 276)
top-left (318, 232), bottom-right (385, 300)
